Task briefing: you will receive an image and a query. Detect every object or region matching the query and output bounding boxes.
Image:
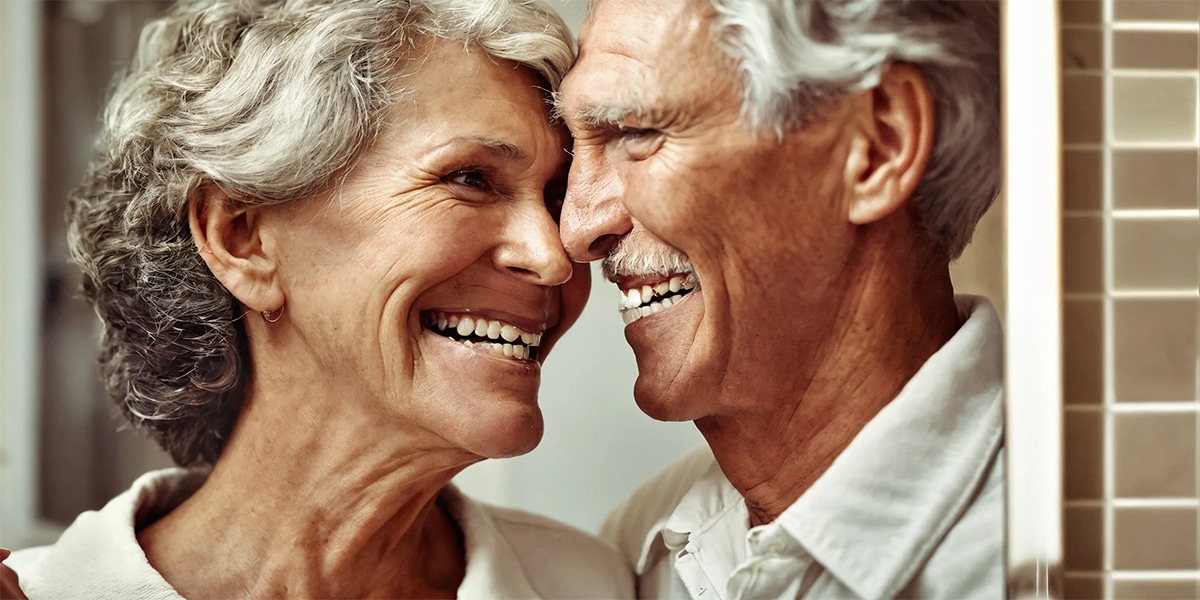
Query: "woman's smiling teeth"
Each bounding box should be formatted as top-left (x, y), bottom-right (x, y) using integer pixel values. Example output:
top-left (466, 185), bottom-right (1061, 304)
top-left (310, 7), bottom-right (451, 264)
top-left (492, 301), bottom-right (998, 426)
top-left (618, 273), bottom-right (697, 325)
top-left (423, 311), bottom-right (542, 360)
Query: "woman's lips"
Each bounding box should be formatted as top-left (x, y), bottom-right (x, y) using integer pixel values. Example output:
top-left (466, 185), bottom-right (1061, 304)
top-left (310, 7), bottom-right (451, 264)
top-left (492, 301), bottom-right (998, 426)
top-left (421, 310), bottom-right (543, 361)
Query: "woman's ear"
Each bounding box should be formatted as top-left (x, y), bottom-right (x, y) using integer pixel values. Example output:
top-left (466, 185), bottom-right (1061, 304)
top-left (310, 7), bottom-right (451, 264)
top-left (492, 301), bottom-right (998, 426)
top-left (843, 63), bottom-right (935, 225)
top-left (188, 182), bottom-right (284, 313)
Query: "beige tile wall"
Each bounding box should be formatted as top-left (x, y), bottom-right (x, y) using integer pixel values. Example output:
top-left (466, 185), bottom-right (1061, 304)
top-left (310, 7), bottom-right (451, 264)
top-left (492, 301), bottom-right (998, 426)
top-left (1060, 1), bottom-right (1200, 598)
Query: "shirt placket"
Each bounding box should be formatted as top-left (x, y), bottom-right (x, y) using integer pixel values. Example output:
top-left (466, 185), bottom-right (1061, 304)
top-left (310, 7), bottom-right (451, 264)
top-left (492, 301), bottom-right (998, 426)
top-left (664, 529), bottom-right (728, 600)
top-left (727, 525), bottom-right (813, 599)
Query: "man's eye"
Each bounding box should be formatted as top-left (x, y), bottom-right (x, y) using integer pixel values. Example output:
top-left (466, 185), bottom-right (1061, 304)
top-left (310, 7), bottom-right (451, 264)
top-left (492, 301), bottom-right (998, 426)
top-left (447, 170), bottom-right (490, 190)
top-left (617, 128), bottom-right (664, 161)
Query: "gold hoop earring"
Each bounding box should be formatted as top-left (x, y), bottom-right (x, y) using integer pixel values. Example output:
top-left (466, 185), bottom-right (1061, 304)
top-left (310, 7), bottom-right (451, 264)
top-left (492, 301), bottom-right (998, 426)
top-left (262, 304), bottom-right (284, 323)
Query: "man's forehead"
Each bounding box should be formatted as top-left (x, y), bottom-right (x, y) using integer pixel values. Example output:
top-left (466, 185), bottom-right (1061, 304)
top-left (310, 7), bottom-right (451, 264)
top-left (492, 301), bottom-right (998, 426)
top-left (564, 0), bottom-right (716, 113)
top-left (577, 0), bottom-right (712, 66)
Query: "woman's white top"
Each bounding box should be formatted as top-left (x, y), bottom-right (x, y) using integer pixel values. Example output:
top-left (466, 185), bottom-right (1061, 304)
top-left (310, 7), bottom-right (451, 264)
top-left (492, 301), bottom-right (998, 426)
top-left (8, 468), bottom-right (633, 599)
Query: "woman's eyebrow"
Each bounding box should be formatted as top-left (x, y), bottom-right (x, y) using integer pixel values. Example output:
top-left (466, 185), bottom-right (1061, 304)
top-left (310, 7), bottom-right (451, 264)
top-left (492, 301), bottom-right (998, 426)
top-left (436, 136), bottom-right (528, 162)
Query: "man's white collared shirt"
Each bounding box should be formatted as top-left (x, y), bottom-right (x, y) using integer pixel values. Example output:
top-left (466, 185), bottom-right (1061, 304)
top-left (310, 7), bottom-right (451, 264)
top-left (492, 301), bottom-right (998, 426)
top-left (602, 295), bottom-right (1005, 599)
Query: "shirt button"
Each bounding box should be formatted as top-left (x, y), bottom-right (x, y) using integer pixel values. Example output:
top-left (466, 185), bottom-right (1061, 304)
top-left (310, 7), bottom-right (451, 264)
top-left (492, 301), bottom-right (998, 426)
top-left (768, 542), bottom-right (786, 553)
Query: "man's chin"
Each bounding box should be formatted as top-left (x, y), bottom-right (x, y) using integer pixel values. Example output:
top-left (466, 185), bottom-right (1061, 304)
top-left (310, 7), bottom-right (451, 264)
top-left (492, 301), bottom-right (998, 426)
top-left (628, 329), bottom-right (719, 422)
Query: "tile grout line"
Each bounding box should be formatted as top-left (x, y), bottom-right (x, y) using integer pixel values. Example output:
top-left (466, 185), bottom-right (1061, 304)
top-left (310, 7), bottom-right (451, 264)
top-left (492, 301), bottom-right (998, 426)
top-left (1064, 22), bottom-right (1200, 32)
top-left (1101, 1), bottom-right (1116, 595)
top-left (1065, 291), bottom-right (1200, 300)
top-left (1064, 142), bottom-right (1200, 150)
top-left (1066, 498), bottom-right (1200, 509)
top-left (1109, 570), bottom-right (1200, 580)
top-left (1065, 69), bottom-right (1200, 78)
top-left (1110, 209), bottom-right (1200, 219)
top-left (1064, 569), bottom-right (1200, 578)
top-left (1063, 210), bottom-right (1200, 219)
top-left (1067, 403), bottom-right (1200, 413)
top-left (1111, 22), bottom-right (1200, 32)
top-left (1194, 6), bottom-right (1200, 581)
top-left (1110, 402), bottom-right (1200, 413)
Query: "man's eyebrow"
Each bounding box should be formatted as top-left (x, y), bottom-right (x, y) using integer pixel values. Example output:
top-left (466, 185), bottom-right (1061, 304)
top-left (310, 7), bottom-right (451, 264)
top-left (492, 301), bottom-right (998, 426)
top-left (550, 90), bottom-right (647, 128)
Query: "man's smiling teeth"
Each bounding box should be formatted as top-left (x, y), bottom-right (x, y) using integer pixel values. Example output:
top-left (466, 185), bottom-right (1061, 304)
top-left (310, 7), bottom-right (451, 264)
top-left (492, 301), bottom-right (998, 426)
top-left (618, 274), bottom-right (697, 325)
top-left (425, 311), bottom-right (541, 360)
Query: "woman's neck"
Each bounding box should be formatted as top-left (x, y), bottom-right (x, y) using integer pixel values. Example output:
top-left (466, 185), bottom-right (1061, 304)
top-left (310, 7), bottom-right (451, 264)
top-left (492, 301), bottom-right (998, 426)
top-left (138, 384), bottom-right (479, 598)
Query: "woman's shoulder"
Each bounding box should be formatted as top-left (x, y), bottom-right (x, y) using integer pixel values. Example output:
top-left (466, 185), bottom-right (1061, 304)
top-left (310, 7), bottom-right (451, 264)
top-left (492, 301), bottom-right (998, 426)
top-left (480, 501), bottom-right (617, 556)
top-left (482, 503), bottom-right (635, 597)
top-left (5, 468), bottom-right (202, 599)
top-left (447, 488), bottom-right (634, 598)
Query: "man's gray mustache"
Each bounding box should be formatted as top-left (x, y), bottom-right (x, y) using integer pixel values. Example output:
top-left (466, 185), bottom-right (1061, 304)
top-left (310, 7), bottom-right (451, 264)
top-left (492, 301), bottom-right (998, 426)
top-left (602, 237), bottom-right (695, 281)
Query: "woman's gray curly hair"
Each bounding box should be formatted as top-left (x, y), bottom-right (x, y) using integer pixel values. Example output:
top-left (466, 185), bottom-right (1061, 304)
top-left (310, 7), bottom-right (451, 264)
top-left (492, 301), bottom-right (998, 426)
top-left (709, 0), bottom-right (1000, 260)
top-left (68, 0), bottom-right (573, 467)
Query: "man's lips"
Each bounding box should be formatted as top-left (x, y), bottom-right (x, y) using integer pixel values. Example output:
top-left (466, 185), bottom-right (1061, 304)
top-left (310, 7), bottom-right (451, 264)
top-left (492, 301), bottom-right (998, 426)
top-left (421, 310), bottom-right (545, 361)
top-left (614, 272), bottom-right (697, 325)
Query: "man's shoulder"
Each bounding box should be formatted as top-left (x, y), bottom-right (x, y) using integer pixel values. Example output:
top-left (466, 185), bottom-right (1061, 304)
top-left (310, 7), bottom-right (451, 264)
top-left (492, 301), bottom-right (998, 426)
top-left (905, 445), bottom-right (1006, 598)
top-left (599, 445), bottom-right (716, 567)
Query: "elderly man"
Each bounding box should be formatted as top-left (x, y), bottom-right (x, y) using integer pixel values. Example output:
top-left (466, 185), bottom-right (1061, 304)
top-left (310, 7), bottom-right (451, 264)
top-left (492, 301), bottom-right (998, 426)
top-left (557, 0), bottom-right (1002, 598)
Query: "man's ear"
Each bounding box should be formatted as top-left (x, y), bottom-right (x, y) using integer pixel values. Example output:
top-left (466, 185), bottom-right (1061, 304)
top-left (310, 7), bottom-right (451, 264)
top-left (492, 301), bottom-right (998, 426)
top-left (188, 181), bottom-right (284, 313)
top-left (843, 63), bottom-right (935, 225)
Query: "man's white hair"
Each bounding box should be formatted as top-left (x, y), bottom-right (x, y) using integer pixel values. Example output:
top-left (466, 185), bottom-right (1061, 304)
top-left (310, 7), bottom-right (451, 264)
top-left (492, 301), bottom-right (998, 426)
top-left (710, 0), bottom-right (1001, 259)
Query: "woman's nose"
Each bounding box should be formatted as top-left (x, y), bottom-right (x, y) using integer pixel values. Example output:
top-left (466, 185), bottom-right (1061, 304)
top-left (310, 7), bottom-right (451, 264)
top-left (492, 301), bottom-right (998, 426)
top-left (495, 203), bottom-right (575, 287)
top-left (559, 156), bottom-right (632, 263)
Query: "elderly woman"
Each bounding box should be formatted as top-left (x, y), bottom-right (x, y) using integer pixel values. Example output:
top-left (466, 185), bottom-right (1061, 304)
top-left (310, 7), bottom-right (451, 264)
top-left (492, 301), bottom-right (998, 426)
top-left (6, 0), bottom-right (632, 597)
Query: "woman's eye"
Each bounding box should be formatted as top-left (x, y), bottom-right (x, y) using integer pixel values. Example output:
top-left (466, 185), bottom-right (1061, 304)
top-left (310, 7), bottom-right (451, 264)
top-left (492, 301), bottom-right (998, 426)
top-left (447, 170), bottom-right (490, 190)
top-left (544, 186), bottom-right (566, 224)
top-left (617, 128), bottom-right (664, 161)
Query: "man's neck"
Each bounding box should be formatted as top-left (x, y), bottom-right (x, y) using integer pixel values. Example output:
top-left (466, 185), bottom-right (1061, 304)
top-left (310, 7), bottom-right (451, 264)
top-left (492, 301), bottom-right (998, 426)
top-left (696, 250), bottom-right (962, 527)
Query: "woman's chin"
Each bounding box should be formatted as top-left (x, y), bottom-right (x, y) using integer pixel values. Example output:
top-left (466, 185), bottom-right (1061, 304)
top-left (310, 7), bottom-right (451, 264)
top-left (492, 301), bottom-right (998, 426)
top-left (410, 329), bottom-right (549, 458)
top-left (457, 407), bottom-right (544, 459)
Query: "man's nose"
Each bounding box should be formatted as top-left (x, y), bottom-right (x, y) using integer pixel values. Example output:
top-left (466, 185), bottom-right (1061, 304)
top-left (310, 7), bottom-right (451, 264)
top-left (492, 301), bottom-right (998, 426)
top-left (560, 156), bottom-right (631, 263)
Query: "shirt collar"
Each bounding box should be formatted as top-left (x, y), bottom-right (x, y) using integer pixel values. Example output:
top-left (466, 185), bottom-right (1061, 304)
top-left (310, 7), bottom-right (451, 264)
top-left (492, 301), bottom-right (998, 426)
top-left (440, 484), bottom-right (544, 599)
top-left (631, 456), bottom-right (750, 599)
top-left (773, 295), bottom-right (1005, 599)
top-left (20, 472), bottom-right (559, 599)
top-left (14, 468), bottom-right (205, 599)
top-left (633, 454), bottom-right (747, 567)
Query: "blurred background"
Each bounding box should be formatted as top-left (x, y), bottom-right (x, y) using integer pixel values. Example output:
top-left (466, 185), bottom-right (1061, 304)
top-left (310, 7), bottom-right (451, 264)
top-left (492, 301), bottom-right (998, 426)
top-left (1, 3), bottom-right (1197, 598)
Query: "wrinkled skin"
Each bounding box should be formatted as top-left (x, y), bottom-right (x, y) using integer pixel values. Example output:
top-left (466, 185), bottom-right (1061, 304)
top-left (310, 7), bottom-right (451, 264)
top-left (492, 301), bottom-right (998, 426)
top-left (557, 0), bottom-right (959, 524)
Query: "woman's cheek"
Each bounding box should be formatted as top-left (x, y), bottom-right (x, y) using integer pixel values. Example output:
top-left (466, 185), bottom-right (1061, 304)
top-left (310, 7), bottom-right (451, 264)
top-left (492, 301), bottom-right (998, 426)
top-left (561, 263), bottom-right (593, 332)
